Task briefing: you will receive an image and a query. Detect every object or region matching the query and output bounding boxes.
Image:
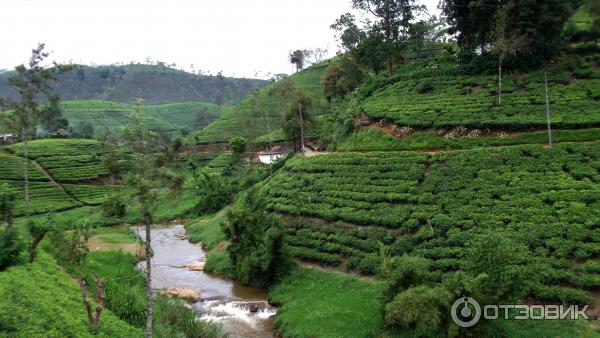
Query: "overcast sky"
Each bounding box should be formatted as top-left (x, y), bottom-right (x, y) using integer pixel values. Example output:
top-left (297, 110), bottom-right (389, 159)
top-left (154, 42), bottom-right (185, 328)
top-left (1, 0), bottom-right (440, 79)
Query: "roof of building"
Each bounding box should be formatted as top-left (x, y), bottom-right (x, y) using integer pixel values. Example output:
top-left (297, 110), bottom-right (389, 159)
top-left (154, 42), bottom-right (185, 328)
top-left (257, 145), bottom-right (289, 155)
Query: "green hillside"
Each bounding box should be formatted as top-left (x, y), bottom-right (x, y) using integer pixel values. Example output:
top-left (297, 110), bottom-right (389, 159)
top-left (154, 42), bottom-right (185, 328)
top-left (0, 63), bottom-right (267, 105)
top-left (260, 142), bottom-right (600, 304)
top-left (187, 63), bottom-right (331, 143)
top-left (61, 99), bottom-right (221, 132)
top-left (0, 251), bottom-right (142, 337)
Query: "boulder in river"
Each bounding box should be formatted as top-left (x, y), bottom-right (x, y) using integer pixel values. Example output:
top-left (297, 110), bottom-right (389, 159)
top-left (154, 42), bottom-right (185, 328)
top-left (181, 259), bottom-right (206, 271)
top-left (160, 287), bottom-right (201, 302)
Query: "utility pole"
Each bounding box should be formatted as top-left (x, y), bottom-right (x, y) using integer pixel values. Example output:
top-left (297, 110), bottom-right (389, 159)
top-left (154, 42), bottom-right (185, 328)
top-left (544, 71), bottom-right (553, 148)
top-left (298, 102), bottom-right (305, 156)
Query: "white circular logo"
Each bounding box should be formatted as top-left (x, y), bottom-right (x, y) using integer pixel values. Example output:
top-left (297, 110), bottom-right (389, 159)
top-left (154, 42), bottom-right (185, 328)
top-left (451, 297), bottom-right (481, 328)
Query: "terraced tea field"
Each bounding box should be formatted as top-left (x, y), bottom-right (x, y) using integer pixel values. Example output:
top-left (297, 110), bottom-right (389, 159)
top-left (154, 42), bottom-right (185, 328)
top-left (61, 99), bottom-right (220, 132)
top-left (2, 139), bottom-right (118, 215)
top-left (260, 142), bottom-right (600, 304)
top-left (358, 57), bottom-right (600, 130)
top-left (6, 139), bottom-right (109, 182)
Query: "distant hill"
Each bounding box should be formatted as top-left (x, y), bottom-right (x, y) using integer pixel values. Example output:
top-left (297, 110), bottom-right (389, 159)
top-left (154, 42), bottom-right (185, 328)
top-left (60, 99), bottom-right (222, 133)
top-left (0, 63), bottom-right (267, 105)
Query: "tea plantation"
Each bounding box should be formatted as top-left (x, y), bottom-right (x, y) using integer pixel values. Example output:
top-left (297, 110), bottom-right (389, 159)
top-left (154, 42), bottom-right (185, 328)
top-left (357, 56), bottom-right (600, 130)
top-left (259, 142), bottom-right (600, 304)
top-left (61, 99), bottom-right (221, 132)
top-left (0, 153), bottom-right (81, 215)
top-left (6, 139), bottom-right (110, 182)
top-left (1, 139), bottom-right (119, 214)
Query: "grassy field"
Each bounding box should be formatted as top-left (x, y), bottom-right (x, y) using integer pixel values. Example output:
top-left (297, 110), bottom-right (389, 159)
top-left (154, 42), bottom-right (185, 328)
top-left (260, 142), bottom-right (600, 305)
top-left (187, 63), bottom-right (331, 143)
top-left (269, 267), bottom-right (385, 338)
top-left (0, 251), bottom-right (143, 337)
top-left (185, 208), bottom-right (228, 249)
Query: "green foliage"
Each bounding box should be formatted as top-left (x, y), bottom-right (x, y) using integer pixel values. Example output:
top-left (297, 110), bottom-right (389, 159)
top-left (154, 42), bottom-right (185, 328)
top-left (282, 89), bottom-right (314, 146)
top-left (73, 120), bottom-right (95, 139)
top-left (269, 267), bottom-right (385, 338)
top-left (0, 63), bottom-right (266, 106)
top-left (203, 251), bottom-right (234, 277)
top-left (81, 250), bottom-right (146, 327)
top-left (0, 226), bottom-right (24, 270)
top-left (101, 194), bottom-right (127, 218)
top-left (192, 173), bottom-right (232, 215)
top-left (0, 183), bottom-right (15, 226)
top-left (464, 231), bottom-right (530, 304)
top-left (381, 255), bottom-right (433, 304)
top-left (223, 195), bottom-right (292, 287)
top-left (46, 221), bottom-right (92, 271)
top-left (442, 0), bottom-right (573, 67)
top-left (27, 218), bottom-right (50, 263)
top-left (384, 285), bottom-right (453, 337)
top-left (228, 136), bottom-right (246, 153)
top-left (321, 56), bottom-right (366, 101)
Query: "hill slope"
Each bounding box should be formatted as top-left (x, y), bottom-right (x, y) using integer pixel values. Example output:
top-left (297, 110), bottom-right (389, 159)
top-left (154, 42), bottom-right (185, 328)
top-left (0, 64), bottom-right (267, 105)
top-left (187, 63), bottom-right (331, 144)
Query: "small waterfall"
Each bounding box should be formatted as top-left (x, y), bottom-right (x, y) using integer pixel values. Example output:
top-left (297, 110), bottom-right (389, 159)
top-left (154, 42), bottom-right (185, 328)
top-left (196, 300), bottom-right (276, 338)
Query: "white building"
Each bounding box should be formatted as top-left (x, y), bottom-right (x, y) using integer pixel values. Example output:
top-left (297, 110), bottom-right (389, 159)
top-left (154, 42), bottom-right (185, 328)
top-left (258, 145), bottom-right (289, 164)
top-left (0, 134), bottom-right (15, 144)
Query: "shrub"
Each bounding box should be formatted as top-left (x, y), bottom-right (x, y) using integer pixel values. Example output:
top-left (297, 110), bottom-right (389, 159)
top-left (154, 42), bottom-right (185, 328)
top-left (229, 136), bottom-right (247, 153)
top-left (0, 227), bottom-right (24, 270)
top-left (381, 255), bottom-right (433, 304)
top-left (415, 80), bottom-right (433, 93)
top-left (223, 196), bottom-right (293, 287)
top-left (357, 254), bottom-right (380, 275)
top-left (384, 285), bottom-right (452, 337)
top-left (193, 173), bottom-right (232, 215)
top-left (102, 194), bottom-right (127, 218)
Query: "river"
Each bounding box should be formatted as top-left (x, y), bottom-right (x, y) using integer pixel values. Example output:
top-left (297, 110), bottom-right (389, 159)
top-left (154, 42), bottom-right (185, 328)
top-left (135, 224), bottom-right (276, 337)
